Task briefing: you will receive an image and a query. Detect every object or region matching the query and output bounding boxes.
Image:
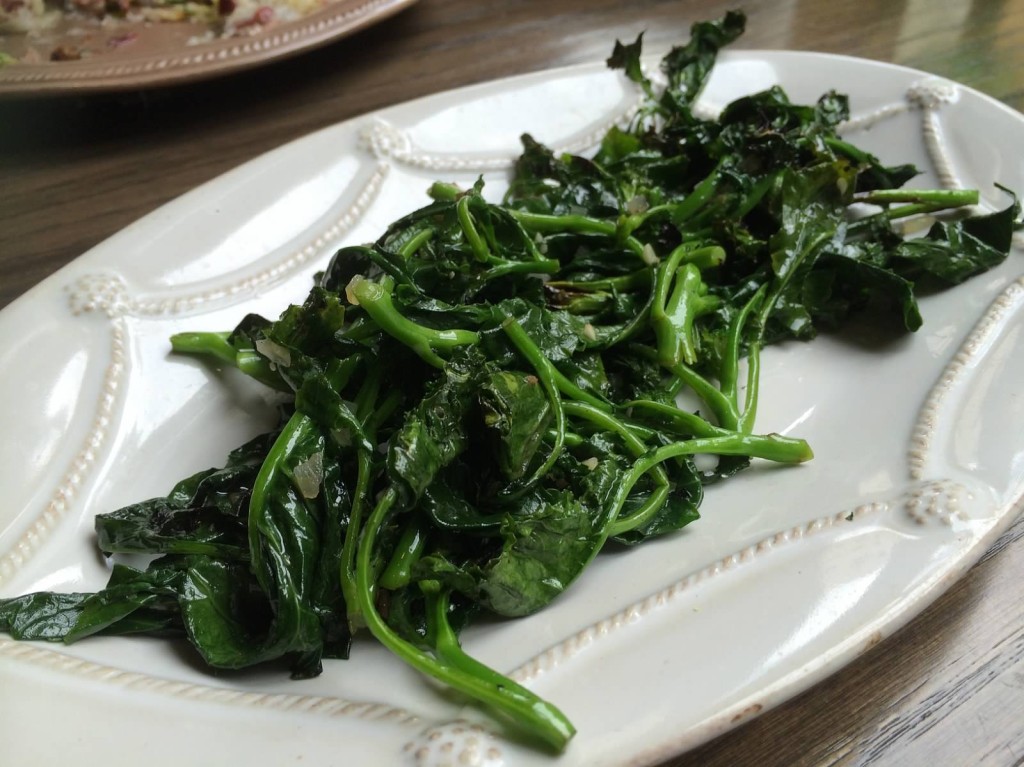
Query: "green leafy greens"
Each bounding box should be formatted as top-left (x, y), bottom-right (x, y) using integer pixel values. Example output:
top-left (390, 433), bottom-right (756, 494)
top-left (2, 11), bottom-right (1020, 750)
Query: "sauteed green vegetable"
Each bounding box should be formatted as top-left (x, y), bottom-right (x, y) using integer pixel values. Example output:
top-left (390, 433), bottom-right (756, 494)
top-left (2, 11), bottom-right (1018, 750)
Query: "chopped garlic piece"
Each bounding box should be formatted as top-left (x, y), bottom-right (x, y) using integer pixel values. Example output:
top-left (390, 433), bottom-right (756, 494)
top-left (293, 451), bottom-right (324, 499)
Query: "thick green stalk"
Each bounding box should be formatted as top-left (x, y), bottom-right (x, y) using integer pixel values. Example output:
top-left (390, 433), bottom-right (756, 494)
top-left (738, 342), bottom-right (761, 435)
top-left (398, 228), bottom-right (435, 259)
top-left (507, 209), bottom-right (647, 261)
top-left (608, 433), bottom-right (813, 535)
top-left (564, 401), bottom-right (662, 466)
top-left (170, 331), bottom-right (235, 364)
top-left (734, 172), bottom-right (779, 218)
top-left (636, 433), bottom-right (811, 470)
top-left (547, 268), bottom-right (651, 292)
top-left (550, 369), bottom-right (612, 412)
top-left (622, 399), bottom-right (722, 439)
top-left (346, 276), bottom-right (480, 367)
top-left (170, 331), bottom-right (287, 391)
top-left (365, 389), bottom-right (404, 433)
top-left (428, 181), bottom-right (461, 201)
top-left (482, 258), bottom-right (561, 281)
top-left (651, 249), bottom-right (688, 362)
top-left (853, 188), bottom-right (979, 207)
top-left (622, 399), bottom-right (804, 459)
top-left (668, 167), bottom-right (721, 224)
top-left (423, 588), bottom-right (576, 749)
top-left (654, 261), bottom-right (721, 366)
top-left (552, 430), bottom-right (585, 447)
top-left (666, 361), bottom-right (739, 430)
top-left (378, 522), bottom-right (426, 590)
top-left (718, 287), bottom-right (765, 405)
top-left (718, 286), bottom-right (767, 434)
top-left (848, 199), bottom-right (973, 239)
top-left (355, 490), bottom-right (575, 751)
top-left (457, 196), bottom-right (491, 262)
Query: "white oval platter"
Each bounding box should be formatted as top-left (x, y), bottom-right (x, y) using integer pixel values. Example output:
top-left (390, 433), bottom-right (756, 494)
top-left (1, 50), bottom-right (1023, 767)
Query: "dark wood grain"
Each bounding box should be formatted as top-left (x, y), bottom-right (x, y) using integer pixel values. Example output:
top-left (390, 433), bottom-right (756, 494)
top-left (2, 1), bottom-right (1023, 764)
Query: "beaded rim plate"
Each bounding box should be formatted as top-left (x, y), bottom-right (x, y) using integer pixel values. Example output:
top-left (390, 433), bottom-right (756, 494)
top-left (0, 0), bottom-right (417, 97)
top-left (1, 52), bottom-right (1023, 766)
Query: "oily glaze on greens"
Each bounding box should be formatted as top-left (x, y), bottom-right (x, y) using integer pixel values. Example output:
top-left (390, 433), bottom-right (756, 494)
top-left (1, 11), bottom-right (1020, 751)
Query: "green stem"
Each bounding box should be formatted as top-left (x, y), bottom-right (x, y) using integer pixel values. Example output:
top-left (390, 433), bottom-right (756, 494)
top-left (734, 172), bottom-right (779, 218)
top-left (428, 181), bottom-right (462, 201)
top-left (248, 412), bottom-right (313, 594)
top-left (823, 135), bottom-right (872, 165)
top-left (551, 430), bottom-right (585, 447)
top-left (877, 202), bottom-right (953, 220)
top-left (340, 365), bottom-right (383, 631)
top-left (356, 492), bottom-right (574, 751)
top-left (507, 209), bottom-right (647, 261)
top-left (738, 341), bottom-right (761, 434)
top-left (564, 401), bottom-right (659, 463)
top-left (378, 522), bottom-right (426, 590)
top-left (353, 363), bottom-right (383, 422)
top-left (667, 361), bottom-right (739, 431)
top-left (366, 388), bottom-right (404, 433)
top-left (239, 352), bottom-right (292, 391)
top-left (757, 228), bottom-right (836, 332)
top-left (622, 399), bottom-right (805, 460)
top-left (423, 588), bottom-right (575, 750)
top-left (170, 332), bottom-right (288, 391)
top-left (398, 228), bottom-right (435, 259)
top-left (622, 399), bottom-right (721, 439)
top-left (668, 167), bottom-right (721, 224)
top-left (669, 264), bottom-right (721, 365)
top-left (170, 331), bottom-right (235, 364)
top-left (501, 319), bottom-right (611, 411)
top-left (641, 433), bottom-right (811, 470)
top-left (590, 289), bottom-right (654, 349)
top-left (608, 434), bottom-right (813, 536)
top-left (482, 258), bottom-right (561, 281)
top-left (341, 452), bottom-right (373, 630)
top-left (675, 244), bottom-right (727, 270)
top-left (651, 249), bottom-right (687, 357)
top-left (457, 196), bottom-right (491, 262)
top-left (564, 401), bottom-right (669, 526)
top-left (547, 268), bottom-right (652, 292)
top-left (720, 286), bottom-right (767, 432)
top-left (853, 188), bottom-right (979, 207)
top-left (552, 371), bottom-right (611, 412)
top-left (501, 319), bottom-right (566, 485)
top-left (848, 203), bottom-right (955, 240)
top-left (347, 276), bottom-right (479, 368)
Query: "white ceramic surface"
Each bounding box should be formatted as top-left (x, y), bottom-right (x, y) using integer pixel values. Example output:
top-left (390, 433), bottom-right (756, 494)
top-left (2, 52), bottom-right (1024, 767)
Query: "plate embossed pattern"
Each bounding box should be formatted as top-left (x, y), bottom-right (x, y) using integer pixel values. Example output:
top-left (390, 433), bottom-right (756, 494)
top-left (1, 53), bottom-right (1023, 766)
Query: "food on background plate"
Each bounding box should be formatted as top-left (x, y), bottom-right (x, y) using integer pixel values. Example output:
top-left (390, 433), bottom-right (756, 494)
top-left (0, 0), bottom-right (327, 62)
top-left (0, 11), bottom-right (1020, 751)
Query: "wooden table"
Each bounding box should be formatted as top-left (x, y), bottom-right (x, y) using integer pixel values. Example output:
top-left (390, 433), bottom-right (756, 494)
top-left (2, 1), bottom-right (1022, 764)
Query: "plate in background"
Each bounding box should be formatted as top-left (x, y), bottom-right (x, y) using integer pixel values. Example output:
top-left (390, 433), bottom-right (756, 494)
top-left (0, 0), bottom-right (416, 97)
